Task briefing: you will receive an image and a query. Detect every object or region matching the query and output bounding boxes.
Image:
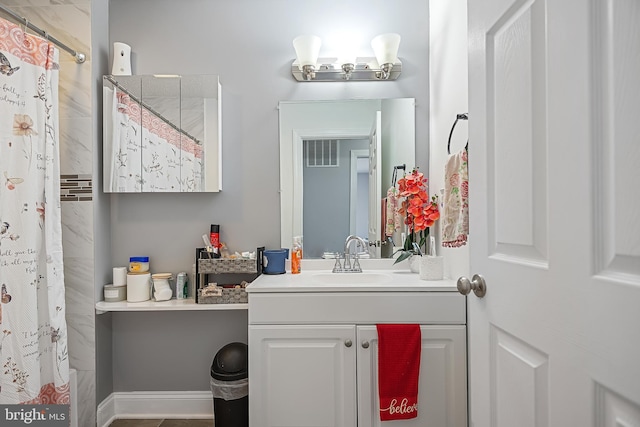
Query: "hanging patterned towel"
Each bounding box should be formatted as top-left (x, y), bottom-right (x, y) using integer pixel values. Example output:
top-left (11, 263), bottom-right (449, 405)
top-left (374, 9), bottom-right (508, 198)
top-left (377, 324), bottom-right (421, 421)
top-left (442, 149), bottom-right (469, 247)
top-left (385, 186), bottom-right (402, 237)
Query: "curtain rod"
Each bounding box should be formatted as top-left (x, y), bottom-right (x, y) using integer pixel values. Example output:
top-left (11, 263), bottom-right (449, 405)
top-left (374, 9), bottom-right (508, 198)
top-left (104, 75), bottom-right (201, 145)
top-left (0, 4), bottom-right (85, 63)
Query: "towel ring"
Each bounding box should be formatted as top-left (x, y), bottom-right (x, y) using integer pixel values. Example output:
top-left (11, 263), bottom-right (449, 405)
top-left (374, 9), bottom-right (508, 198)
top-left (391, 164), bottom-right (405, 187)
top-left (447, 113), bottom-right (469, 154)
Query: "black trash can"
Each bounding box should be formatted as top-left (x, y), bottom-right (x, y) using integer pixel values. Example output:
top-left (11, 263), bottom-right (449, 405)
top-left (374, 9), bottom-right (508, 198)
top-left (210, 342), bottom-right (249, 427)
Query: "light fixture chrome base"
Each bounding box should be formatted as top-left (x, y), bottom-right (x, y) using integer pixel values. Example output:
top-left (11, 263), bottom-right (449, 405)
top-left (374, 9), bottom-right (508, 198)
top-left (292, 57), bottom-right (402, 82)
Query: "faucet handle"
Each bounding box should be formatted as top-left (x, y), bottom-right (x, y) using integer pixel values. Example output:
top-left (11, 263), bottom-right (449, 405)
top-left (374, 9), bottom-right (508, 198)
top-left (332, 253), bottom-right (343, 273)
top-left (352, 257), bottom-right (362, 273)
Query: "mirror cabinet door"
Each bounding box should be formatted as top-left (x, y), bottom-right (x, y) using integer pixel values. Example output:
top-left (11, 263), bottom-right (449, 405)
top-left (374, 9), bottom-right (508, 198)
top-left (103, 74), bottom-right (221, 193)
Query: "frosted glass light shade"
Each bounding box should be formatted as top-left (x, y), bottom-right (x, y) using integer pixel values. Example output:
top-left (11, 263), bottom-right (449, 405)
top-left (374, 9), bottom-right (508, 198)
top-left (371, 33), bottom-right (401, 66)
top-left (293, 35), bottom-right (322, 68)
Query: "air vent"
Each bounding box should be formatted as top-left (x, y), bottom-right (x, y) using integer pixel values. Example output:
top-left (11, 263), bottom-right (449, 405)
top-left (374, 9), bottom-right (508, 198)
top-left (304, 139), bottom-right (339, 167)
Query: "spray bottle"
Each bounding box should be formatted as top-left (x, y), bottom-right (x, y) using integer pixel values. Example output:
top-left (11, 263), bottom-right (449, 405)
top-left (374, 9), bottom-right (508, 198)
top-left (291, 236), bottom-right (303, 274)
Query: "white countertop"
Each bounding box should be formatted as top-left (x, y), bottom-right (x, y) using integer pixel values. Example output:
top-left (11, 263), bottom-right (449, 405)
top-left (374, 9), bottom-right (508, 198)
top-left (246, 259), bottom-right (458, 293)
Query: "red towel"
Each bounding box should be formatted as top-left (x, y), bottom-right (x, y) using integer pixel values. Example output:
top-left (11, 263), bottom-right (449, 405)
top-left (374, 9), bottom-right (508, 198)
top-left (377, 324), bottom-right (421, 421)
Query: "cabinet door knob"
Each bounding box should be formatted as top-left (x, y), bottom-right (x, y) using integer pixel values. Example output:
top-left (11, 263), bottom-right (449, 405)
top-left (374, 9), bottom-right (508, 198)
top-left (344, 339), bottom-right (353, 348)
top-left (361, 340), bottom-right (370, 349)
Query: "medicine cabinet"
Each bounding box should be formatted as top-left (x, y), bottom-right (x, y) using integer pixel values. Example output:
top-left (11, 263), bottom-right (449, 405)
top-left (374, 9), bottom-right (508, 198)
top-left (103, 74), bottom-right (222, 192)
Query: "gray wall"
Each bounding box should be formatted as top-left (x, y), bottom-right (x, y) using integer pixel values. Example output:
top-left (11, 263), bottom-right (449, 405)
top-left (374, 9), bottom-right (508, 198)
top-left (112, 311), bottom-right (248, 391)
top-left (107, 0), bottom-right (429, 393)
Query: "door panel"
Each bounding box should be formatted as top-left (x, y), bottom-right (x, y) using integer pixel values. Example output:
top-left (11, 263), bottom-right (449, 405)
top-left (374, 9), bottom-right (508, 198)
top-left (592, 0), bottom-right (640, 280)
top-left (594, 384), bottom-right (640, 426)
top-left (588, 0), bottom-right (640, 413)
top-left (491, 326), bottom-right (549, 427)
top-left (487, 0), bottom-right (548, 264)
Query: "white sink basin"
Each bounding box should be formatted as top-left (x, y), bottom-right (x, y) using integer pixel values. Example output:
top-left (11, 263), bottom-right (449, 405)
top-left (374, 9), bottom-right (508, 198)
top-left (311, 272), bottom-right (393, 285)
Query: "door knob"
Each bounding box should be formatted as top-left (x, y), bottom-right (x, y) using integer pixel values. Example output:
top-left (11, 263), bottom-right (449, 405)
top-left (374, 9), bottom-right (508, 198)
top-left (457, 274), bottom-right (487, 298)
top-left (361, 340), bottom-right (370, 349)
top-left (344, 339), bottom-right (353, 348)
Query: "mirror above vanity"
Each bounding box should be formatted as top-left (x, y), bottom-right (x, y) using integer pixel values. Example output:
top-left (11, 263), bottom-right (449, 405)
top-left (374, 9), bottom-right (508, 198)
top-left (279, 98), bottom-right (415, 259)
top-left (103, 74), bottom-right (221, 193)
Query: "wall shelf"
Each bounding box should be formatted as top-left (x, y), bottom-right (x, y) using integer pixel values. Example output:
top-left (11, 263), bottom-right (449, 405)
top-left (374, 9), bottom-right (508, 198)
top-left (95, 298), bottom-right (247, 315)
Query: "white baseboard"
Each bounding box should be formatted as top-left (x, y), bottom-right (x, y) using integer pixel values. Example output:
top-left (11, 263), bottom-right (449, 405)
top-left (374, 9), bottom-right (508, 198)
top-left (96, 391), bottom-right (213, 427)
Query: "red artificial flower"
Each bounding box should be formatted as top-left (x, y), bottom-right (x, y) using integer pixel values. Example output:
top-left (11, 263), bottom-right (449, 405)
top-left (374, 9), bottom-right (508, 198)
top-left (394, 168), bottom-right (440, 258)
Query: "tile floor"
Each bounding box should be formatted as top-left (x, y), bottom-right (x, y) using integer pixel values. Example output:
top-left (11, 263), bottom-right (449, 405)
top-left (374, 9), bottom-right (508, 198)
top-left (108, 419), bottom-right (214, 427)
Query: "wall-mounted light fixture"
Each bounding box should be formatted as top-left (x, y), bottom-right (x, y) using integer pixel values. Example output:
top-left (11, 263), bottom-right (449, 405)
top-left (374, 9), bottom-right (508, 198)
top-left (291, 33), bottom-right (402, 82)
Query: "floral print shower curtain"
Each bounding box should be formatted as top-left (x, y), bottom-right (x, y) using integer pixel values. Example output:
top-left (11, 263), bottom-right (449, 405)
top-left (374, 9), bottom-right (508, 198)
top-left (0, 18), bottom-right (69, 404)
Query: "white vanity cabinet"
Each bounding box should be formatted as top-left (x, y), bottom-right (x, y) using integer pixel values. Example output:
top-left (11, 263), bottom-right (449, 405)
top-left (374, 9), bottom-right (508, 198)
top-left (246, 271), bottom-right (468, 427)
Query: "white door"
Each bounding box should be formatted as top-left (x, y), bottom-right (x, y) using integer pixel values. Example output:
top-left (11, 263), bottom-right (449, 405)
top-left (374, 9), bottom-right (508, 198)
top-left (467, 0), bottom-right (640, 426)
top-left (368, 111), bottom-right (382, 258)
top-left (356, 325), bottom-right (467, 427)
top-left (248, 325), bottom-right (356, 427)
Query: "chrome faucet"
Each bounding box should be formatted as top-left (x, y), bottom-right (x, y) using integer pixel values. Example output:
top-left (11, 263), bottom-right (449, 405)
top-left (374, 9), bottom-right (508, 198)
top-left (338, 235), bottom-right (367, 273)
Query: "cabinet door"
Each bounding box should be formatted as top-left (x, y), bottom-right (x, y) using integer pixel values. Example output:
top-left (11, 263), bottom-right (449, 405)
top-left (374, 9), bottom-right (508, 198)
top-left (357, 325), bottom-right (467, 427)
top-left (249, 325), bottom-right (357, 427)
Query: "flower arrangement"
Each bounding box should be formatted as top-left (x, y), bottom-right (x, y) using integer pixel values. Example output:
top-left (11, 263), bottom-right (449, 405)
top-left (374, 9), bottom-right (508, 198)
top-left (394, 168), bottom-right (440, 264)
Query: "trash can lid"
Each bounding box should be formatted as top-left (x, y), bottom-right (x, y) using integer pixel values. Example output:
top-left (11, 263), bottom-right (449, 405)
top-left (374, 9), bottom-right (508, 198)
top-left (211, 342), bottom-right (248, 381)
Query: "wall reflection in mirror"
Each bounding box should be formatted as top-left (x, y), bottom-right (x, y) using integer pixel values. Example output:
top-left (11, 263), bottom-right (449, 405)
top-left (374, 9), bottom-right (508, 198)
top-left (103, 74), bottom-right (221, 192)
top-left (279, 98), bottom-right (415, 259)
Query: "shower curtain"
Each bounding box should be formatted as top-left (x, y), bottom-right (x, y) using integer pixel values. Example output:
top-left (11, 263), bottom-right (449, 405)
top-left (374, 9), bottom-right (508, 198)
top-left (0, 18), bottom-right (70, 404)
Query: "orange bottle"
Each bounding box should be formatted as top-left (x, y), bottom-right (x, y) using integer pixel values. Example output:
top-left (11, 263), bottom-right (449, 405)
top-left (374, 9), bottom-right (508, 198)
top-left (291, 236), bottom-right (303, 274)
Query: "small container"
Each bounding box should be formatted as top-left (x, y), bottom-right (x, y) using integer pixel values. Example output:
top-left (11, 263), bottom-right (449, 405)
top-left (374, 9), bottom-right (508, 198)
top-left (263, 249), bottom-right (288, 275)
top-left (113, 267), bottom-right (128, 286)
top-left (127, 272), bottom-right (152, 302)
top-left (152, 273), bottom-right (173, 301)
top-left (176, 272), bottom-right (188, 299)
top-left (291, 236), bottom-right (303, 274)
top-left (104, 284), bottom-right (126, 302)
top-left (210, 225), bottom-right (221, 258)
top-left (129, 257), bottom-right (150, 273)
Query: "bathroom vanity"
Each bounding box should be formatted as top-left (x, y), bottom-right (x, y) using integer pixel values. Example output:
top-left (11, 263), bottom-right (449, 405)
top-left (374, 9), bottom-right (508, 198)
top-left (246, 260), bottom-right (467, 427)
